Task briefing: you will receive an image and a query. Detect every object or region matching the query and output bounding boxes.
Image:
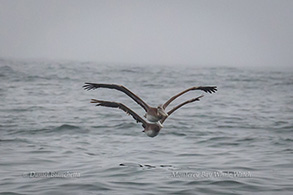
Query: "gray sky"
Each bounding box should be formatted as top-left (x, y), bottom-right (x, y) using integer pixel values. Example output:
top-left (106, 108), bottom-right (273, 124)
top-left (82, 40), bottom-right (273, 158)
top-left (0, 0), bottom-right (292, 68)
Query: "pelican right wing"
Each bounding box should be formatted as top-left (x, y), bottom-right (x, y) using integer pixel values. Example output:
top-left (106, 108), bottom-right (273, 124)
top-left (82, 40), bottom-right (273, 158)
top-left (160, 95), bottom-right (204, 124)
top-left (162, 86), bottom-right (217, 109)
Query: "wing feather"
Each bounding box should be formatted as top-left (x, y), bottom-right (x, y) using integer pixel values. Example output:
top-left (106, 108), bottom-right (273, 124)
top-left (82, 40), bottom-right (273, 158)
top-left (83, 83), bottom-right (150, 112)
top-left (90, 99), bottom-right (147, 128)
top-left (162, 86), bottom-right (216, 109)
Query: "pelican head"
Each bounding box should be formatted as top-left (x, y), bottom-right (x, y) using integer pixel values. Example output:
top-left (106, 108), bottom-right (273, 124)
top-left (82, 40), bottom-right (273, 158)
top-left (157, 105), bottom-right (168, 118)
top-left (142, 122), bottom-right (163, 137)
top-left (143, 129), bottom-right (159, 137)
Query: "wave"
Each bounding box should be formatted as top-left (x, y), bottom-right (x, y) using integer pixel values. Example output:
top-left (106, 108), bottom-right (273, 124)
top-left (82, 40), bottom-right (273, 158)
top-left (0, 138), bottom-right (31, 144)
top-left (166, 131), bottom-right (187, 137)
top-left (9, 124), bottom-right (87, 135)
top-left (55, 124), bottom-right (81, 130)
top-left (0, 65), bottom-right (13, 74)
top-left (205, 180), bottom-right (246, 186)
top-left (50, 124), bottom-right (90, 134)
top-left (112, 122), bottom-right (138, 129)
top-left (0, 65), bottom-right (20, 79)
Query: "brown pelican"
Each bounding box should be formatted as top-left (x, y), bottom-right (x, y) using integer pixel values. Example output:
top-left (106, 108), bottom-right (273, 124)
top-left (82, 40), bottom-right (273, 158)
top-left (83, 83), bottom-right (216, 122)
top-left (90, 95), bottom-right (203, 137)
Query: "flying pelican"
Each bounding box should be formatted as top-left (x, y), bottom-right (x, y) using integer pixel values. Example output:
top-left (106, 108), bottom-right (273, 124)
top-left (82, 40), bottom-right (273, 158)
top-left (90, 95), bottom-right (203, 137)
top-left (83, 83), bottom-right (216, 122)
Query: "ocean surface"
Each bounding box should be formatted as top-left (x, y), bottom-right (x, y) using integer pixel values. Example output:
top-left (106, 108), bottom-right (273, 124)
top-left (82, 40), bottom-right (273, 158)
top-left (0, 59), bottom-right (292, 195)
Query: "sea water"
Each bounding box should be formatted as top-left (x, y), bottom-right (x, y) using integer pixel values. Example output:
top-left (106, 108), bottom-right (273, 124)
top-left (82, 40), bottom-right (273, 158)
top-left (0, 59), bottom-right (292, 194)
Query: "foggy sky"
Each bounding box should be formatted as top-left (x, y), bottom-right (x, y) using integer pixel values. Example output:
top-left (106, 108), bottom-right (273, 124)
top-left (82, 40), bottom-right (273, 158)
top-left (0, 0), bottom-right (292, 68)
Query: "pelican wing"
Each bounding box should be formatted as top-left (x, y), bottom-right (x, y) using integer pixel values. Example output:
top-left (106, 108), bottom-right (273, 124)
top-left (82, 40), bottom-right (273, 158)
top-left (160, 95), bottom-right (204, 124)
top-left (91, 99), bottom-right (147, 128)
top-left (83, 83), bottom-right (150, 112)
top-left (162, 86), bottom-right (217, 109)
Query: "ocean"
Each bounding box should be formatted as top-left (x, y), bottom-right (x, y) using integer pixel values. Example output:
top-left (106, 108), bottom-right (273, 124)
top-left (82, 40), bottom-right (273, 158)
top-left (0, 59), bottom-right (292, 195)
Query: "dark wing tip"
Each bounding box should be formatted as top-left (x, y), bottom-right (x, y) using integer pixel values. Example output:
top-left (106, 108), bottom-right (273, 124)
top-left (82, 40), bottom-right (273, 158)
top-left (209, 86), bottom-right (217, 93)
top-left (201, 86), bottom-right (217, 93)
top-left (83, 83), bottom-right (97, 90)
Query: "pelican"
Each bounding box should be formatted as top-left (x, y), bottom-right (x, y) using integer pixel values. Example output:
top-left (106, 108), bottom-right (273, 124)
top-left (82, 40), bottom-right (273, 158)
top-left (83, 83), bottom-right (216, 122)
top-left (90, 95), bottom-right (203, 137)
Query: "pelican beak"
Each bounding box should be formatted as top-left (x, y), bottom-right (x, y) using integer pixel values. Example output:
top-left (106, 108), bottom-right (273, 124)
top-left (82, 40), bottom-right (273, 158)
top-left (160, 109), bottom-right (168, 117)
